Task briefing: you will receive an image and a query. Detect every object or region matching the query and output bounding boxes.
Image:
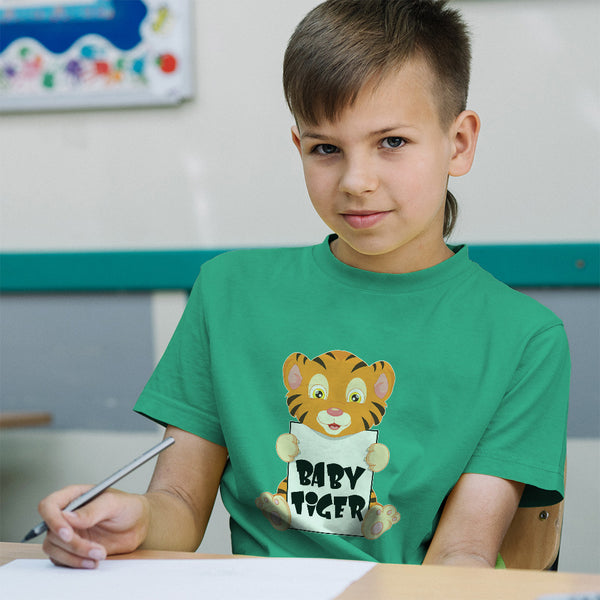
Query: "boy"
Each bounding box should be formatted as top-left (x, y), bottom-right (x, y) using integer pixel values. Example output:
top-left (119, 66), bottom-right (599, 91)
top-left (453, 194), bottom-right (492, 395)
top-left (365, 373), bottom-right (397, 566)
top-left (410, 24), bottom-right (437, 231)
top-left (39, 0), bottom-right (569, 569)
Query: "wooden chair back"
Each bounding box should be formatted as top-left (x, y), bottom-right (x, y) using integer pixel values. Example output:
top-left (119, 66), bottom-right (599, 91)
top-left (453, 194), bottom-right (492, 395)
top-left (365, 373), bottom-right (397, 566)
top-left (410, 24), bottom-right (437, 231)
top-left (501, 461), bottom-right (567, 570)
top-left (500, 499), bottom-right (565, 569)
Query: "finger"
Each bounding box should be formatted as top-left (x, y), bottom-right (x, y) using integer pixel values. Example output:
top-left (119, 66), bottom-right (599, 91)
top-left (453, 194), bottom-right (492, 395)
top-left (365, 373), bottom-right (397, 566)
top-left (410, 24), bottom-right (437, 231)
top-left (63, 501), bottom-right (107, 531)
top-left (42, 533), bottom-right (103, 570)
top-left (48, 514), bottom-right (107, 558)
top-left (43, 519), bottom-right (106, 570)
top-left (39, 507), bottom-right (108, 567)
top-left (38, 484), bottom-right (94, 541)
top-left (63, 488), bottom-right (123, 524)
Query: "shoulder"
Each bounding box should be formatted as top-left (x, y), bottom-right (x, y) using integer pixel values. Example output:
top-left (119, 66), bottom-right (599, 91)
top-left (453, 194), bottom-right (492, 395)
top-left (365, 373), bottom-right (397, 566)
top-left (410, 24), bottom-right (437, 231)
top-left (202, 245), bottom-right (310, 279)
top-left (206, 245), bottom-right (305, 269)
top-left (465, 258), bottom-right (564, 332)
top-left (192, 244), bottom-right (316, 296)
top-left (456, 256), bottom-right (568, 359)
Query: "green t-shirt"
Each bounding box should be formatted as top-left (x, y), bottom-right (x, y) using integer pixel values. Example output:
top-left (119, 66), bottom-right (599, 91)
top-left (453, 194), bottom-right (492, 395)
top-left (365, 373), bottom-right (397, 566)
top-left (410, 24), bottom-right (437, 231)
top-left (135, 236), bottom-right (569, 564)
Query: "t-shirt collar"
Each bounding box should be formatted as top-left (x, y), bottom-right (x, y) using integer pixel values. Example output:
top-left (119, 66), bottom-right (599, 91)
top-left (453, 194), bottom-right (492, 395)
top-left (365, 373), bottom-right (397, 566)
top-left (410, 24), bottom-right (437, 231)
top-left (311, 234), bottom-right (473, 293)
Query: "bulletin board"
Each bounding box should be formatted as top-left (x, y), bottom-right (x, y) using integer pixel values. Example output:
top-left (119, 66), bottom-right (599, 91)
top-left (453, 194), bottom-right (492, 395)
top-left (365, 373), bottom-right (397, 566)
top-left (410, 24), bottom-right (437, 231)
top-left (0, 0), bottom-right (193, 111)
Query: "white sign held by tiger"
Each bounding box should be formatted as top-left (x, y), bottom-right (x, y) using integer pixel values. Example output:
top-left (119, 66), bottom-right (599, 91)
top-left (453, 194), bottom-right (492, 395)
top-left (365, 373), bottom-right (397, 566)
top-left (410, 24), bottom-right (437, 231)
top-left (287, 422), bottom-right (377, 536)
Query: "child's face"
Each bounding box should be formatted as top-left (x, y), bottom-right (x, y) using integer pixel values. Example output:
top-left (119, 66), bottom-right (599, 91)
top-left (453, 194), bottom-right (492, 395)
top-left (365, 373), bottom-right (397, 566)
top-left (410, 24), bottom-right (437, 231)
top-left (292, 58), bottom-right (477, 273)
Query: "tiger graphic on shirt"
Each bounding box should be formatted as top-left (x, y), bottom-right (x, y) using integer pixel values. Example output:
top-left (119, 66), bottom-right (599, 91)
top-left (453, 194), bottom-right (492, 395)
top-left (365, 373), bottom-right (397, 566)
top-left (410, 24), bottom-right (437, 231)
top-left (256, 350), bottom-right (400, 540)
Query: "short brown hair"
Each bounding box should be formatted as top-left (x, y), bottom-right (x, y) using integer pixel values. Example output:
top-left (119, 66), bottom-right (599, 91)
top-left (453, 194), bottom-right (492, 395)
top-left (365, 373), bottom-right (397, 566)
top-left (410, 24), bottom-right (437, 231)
top-left (283, 0), bottom-right (472, 236)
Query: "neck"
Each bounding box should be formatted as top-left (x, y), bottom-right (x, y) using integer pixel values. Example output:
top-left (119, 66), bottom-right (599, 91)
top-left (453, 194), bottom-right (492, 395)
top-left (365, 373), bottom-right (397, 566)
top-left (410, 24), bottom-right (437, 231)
top-left (330, 237), bottom-right (455, 274)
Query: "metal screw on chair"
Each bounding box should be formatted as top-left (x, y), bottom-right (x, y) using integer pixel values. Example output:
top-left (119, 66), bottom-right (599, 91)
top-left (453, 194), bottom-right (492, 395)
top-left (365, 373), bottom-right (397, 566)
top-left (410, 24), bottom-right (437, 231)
top-left (538, 510), bottom-right (550, 520)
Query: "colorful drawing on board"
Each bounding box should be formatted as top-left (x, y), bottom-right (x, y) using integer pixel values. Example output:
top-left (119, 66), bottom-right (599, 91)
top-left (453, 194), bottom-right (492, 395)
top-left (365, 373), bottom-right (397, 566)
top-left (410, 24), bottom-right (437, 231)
top-left (0, 1), bottom-right (193, 111)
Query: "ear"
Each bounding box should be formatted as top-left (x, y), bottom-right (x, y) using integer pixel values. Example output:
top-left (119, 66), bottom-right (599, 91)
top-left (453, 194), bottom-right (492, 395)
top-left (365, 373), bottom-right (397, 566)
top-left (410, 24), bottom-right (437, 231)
top-left (283, 353), bottom-right (307, 391)
top-left (448, 110), bottom-right (480, 177)
top-left (291, 125), bottom-right (303, 157)
top-left (372, 361), bottom-right (395, 401)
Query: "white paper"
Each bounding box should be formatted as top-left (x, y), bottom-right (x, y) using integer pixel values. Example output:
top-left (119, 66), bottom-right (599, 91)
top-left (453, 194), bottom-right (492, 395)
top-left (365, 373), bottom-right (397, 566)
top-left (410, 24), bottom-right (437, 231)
top-left (288, 422), bottom-right (377, 536)
top-left (536, 595), bottom-right (600, 600)
top-left (0, 557), bottom-right (375, 600)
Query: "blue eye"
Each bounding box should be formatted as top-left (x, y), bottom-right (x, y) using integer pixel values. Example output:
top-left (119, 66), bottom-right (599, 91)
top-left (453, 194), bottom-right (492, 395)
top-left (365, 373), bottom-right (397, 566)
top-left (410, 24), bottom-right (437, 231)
top-left (382, 137), bottom-right (406, 149)
top-left (313, 143), bottom-right (339, 155)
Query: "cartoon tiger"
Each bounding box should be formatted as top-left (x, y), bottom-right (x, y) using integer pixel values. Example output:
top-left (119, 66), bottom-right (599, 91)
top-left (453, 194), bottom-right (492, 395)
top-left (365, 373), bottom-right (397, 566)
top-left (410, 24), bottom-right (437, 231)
top-left (256, 350), bottom-right (400, 540)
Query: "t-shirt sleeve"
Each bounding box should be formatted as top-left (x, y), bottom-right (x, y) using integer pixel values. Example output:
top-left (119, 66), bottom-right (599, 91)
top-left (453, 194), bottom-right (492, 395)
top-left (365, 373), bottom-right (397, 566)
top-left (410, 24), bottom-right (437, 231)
top-left (465, 323), bottom-right (570, 507)
top-left (134, 272), bottom-right (225, 447)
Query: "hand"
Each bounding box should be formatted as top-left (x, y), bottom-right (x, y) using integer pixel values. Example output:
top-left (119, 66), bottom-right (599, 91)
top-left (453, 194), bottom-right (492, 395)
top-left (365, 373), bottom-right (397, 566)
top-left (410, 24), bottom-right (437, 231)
top-left (365, 442), bottom-right (390, 472)
top-left (276, 433), bottom-right (299, 463)
top-left (38, 485), bottom-right (149, 569)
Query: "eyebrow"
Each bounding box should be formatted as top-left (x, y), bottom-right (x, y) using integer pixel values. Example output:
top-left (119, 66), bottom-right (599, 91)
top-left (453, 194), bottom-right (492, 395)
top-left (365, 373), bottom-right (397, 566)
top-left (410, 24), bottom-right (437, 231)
top-left (300, 125), bottom-right (414, 140)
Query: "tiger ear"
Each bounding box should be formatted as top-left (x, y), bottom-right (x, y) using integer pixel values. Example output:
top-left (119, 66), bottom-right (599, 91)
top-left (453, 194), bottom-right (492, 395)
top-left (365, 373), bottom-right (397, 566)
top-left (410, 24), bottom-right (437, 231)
top-left (372, 361), bottom-right (395, 401)
top-left (283, 353), bottom-right (308, 391)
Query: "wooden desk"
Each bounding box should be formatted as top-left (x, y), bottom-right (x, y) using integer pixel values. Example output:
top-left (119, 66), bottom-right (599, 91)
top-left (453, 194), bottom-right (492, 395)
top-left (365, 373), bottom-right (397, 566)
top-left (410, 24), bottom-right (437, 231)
top-left (1, 543), bottom-right (599, 599)
top-left (0, 411), bottom-right (52, 429)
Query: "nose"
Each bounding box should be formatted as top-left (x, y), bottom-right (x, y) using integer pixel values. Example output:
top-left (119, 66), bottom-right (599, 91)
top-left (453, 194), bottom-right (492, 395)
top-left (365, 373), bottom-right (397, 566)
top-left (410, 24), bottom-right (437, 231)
top-left (338, 155), bottom-right (378, 196)
top-left (327, 407), bottom-right (343, 417)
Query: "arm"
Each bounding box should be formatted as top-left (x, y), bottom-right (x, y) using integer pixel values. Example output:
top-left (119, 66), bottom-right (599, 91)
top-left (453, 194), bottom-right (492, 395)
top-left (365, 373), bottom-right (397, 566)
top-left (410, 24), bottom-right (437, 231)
top-left (39, 426), bottom-right (228, 568)
top-left (423, 473), bottom-right (524, 568)
top-left (141, 425), bottom-right (227, 550)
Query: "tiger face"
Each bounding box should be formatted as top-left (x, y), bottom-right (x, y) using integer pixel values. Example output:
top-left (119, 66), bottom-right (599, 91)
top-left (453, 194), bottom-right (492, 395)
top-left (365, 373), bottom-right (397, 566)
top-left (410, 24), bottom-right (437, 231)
top-left (283, 351), bottom-right (395, 437)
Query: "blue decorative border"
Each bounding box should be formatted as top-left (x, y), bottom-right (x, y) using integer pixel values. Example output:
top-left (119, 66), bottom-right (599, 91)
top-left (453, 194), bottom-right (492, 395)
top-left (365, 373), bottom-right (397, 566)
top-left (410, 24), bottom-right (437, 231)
top-left (0, 1), bottom-right (146, 54)
top-left (0, 1), bottom-right (114, 25)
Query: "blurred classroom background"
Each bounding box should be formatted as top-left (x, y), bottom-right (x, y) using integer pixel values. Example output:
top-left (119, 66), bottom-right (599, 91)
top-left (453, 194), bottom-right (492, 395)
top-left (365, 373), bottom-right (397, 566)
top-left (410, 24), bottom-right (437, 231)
top-left (0, 1), bottom-right (598, 573)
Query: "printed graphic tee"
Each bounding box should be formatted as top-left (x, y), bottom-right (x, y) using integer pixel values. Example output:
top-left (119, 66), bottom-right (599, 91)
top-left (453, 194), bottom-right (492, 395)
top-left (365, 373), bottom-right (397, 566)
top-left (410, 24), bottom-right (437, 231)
top-left (134, 236), bottom-right (569, 564)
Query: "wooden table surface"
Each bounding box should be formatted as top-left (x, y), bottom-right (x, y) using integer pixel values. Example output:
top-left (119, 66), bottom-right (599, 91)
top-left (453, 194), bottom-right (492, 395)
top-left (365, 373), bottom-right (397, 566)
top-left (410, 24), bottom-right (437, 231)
top-left (1, 542), bottom-right (599, 600)
top-left (0, 411), bottom-right (52, 428)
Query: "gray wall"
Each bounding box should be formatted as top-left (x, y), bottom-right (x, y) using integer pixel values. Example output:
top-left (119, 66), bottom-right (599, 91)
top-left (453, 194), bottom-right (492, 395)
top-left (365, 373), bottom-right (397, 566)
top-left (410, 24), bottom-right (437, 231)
top-left (521, 288), bottom-right (599, 438)
top-left (0, 293), bottom-right (155, 431)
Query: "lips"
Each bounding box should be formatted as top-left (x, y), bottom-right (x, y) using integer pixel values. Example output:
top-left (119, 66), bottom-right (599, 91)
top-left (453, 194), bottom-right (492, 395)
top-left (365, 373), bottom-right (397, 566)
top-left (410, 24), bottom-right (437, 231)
top-left (342, 211), bottom-right (388, 229)
top-left (328, 423), bottom-right (341, 431)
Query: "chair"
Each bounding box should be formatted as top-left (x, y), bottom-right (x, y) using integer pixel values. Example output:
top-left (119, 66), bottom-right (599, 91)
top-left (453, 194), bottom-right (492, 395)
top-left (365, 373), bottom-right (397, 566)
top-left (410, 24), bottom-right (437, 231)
top-left (500, 499), bottom-right (564, 569)
top-left (500, 462), bottom-right (567, 570)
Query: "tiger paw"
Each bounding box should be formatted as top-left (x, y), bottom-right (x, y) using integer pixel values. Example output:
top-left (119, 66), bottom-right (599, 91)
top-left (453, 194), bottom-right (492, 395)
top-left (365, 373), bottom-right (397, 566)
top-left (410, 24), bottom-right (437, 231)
top-left (276, 433), bottom-right (299, 463)
top-left (256, 492), bottom-right (292, 531)
top-left (365, 442), bottom-right (390, 473)
top-left (361, 503), bottom-right (400, 540)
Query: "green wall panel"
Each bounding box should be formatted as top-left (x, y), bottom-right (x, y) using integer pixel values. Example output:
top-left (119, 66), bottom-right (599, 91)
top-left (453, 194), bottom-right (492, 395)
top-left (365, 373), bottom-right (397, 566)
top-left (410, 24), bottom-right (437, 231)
top-left (1, 244), bottom-right (598, 292)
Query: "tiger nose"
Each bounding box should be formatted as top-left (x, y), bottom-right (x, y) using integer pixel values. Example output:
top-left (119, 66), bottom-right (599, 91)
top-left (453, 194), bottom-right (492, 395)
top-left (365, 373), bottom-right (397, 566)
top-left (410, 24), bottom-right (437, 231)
top-left (327, 407), bottom-right (343, 417)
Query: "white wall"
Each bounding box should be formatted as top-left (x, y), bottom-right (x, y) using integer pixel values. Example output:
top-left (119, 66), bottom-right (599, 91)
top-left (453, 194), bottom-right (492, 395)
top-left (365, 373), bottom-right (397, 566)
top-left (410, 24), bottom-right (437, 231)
top-left (452, 0), bottom-right (600, 243)
top-left (0, 1), bottom-right (598, 250)
top-left (0, 1), bottom-right (326, 251)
